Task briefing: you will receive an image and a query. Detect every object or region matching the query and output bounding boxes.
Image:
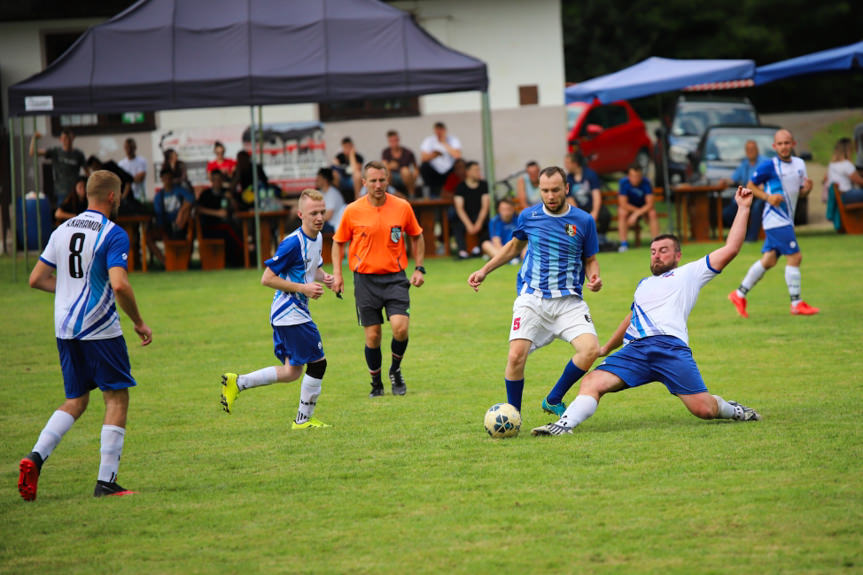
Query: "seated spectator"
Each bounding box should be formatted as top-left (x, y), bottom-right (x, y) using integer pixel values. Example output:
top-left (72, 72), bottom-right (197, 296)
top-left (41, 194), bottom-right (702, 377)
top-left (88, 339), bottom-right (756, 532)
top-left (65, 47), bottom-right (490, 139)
top-left (420, 122), bottom-right (462, 197)
top-left (333, 137), bottom-right (364, 200)
top-left (196, 169), bottom-right (245, 267)
top-left (827, 137), bottom-right (863, 204)
top-left (162, 148), bottom-right (192, 192)
top-left (54, 176), bottom-right (88, 222)
top-left (565, 152), bottom-right (610, 240)
top-left (482, 198), bottom-right (523, 263)
top-left (148, 169), bottom-right (195, 266)
top-left (382, 130), bottom-right (418, 198)
top-left (515, 161), bottom-right (541, 209)
top-left (230, 150), bottom-right (269, 211)
top-left (718, 139), bottom-right (767, 241)
top-left (315, 167), bottom-right (346, 233)
top-left (617, 164), bottom-right (659, 252)
top-left (207, 141), bottom-right (236, 179)
top-left (453, 161), bottom-right (490, 259)
top-left (441, 158), bottom-right (466, 199)
top-left (85, 154), bottom-right (137, 211)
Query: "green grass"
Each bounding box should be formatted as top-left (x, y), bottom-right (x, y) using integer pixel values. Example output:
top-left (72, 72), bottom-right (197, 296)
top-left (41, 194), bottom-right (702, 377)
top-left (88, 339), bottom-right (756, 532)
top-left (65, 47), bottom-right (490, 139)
top-left (1, 232), bottom-right (862, 574)
top-left (809, 113), bottom-right (863, 165)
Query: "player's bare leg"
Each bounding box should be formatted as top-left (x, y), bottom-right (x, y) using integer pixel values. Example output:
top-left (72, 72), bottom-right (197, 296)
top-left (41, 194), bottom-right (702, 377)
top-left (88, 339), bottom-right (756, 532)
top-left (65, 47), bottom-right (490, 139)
top-left (503, 339), bottom-right (531, 412)
top-left (678, 392), bottom-right (761, 421)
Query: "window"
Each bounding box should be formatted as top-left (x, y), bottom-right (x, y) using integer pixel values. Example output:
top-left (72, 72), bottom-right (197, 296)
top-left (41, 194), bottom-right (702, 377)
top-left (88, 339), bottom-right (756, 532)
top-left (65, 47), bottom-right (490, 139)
top-left (605, 105), bottom-right (628, 128)
top-left (318, 97), bottom-right (419, 122)
top-left (43, 30), bottom-right (156, 136)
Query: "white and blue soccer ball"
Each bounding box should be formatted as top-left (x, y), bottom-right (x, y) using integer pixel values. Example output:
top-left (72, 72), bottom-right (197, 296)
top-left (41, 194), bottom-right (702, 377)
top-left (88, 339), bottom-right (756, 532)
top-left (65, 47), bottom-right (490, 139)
top-left (484, 403), bottom-right (521, 438)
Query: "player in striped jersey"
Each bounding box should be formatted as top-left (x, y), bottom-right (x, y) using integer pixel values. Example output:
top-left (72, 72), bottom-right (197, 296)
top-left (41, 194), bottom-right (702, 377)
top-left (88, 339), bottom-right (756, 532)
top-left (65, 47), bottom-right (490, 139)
top-left (220, 189), bottom-right (336, 429)
top-left (533, 186), bottom-right (761, 437)
top-left (728, 129), bottom-right (819, 317)
top-left (18, 171), bottom-right (152, 500)
top-left (469, 166), bottom-right (602, 419)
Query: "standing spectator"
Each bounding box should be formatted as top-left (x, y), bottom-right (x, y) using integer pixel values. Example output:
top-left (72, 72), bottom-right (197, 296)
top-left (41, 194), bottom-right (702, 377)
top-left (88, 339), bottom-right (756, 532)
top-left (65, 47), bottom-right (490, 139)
top-left (420, 122), bottom-right (462, 197)
top-left (18, 170), bottom-right (152, 500)
top-left (333, 137), bottom-right (364, 200)
top-left (381, 130), bottom-right (418, 198)
top-left (827, 137), bottom-right (863, 204)
top-left (118, 138), bottom-right (148, 202)
top-left (315, 167), bottom-right (346, 233)
top-left (331, 162), bottom-right (425, 398)
top-left (85, 155), bottom-right (134, 205)
top-left (230, 150), bottom-right (269, 212)
top-left (29, 129), bottom-right (86, 207)
top-left (718, 140), bottom-right (767, 241)
top-left (566, 152), bottom-right (610, 241)
top-left (515, 161), bottom-right (542, 209)
top-left (54, 176), bottom-right (88, 222)
top-left (196, 169), bottom-right (245, 267)
top-left (453, 161), bottom-right (490, 259)
top-left (206, 141), bottom-right (236, 179)
top-left (617, 164), bottom-right (659, 252)
top-left (482, 198), bottom-right (522, 263)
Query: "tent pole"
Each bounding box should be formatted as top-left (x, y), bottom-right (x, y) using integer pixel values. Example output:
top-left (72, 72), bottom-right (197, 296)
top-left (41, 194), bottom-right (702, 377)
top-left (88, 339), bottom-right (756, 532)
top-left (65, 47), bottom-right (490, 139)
top-left (481, 90), bottom-right (496, 215)
top-left (250, 106), bottom-right (262, 271)
top-left (657, 95), bottom-right (674, 234)
top-left (33, 117), bottom-right (42, 251)
top-left (18, 117), bottom-right (29, 272)
top-left (8, 118), bottom-right (18, 282)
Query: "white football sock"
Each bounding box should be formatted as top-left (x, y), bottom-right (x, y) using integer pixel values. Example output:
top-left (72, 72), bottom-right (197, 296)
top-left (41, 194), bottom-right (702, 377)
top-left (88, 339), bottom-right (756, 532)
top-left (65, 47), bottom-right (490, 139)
top-left (296, 375), bottom-right (322, 423)
top-left (785, 265), bottom-right (802, 304)
top-left (32, 410), bottom-right (75, 460)
top-left (238, 366), bottom-right (278, 390)
top-left (557, 395), bottom-right (598, 429)
top-left (739, 260), bottom-right (767, 296)
top-left (712, 395), bottom-right (737, 419)
top-left (98, 425), bottom-right (126, 483)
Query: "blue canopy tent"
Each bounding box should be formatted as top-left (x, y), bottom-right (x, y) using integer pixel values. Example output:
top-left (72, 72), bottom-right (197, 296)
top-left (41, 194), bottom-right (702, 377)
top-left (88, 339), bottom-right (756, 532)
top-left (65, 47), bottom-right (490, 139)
top-left (755, 40), bottom-right (863, 85)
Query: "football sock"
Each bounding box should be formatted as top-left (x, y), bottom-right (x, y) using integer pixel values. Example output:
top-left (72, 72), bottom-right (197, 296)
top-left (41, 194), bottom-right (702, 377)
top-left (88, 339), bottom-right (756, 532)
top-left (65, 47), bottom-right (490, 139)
top-left (504, 378), bottom-right (524, 412)
top-left (712, 395), bottom-right (737, 419)
top-left (546, 359), bottom-right (586, 405)
top-left (558, 395), bottom-right (598, 429)
top-left (785, 265), bottom-right (802, 304)
top-left (738, 260), bottom-right (766, 296)
top-left (365, 346), bottom-right (383, 384)
top-left (238, 366), bottom-right (278, 390)
top-left (32, 410), bottom-right (75, 461)
top-left (390, 338), bottom-right (408, 372)
top-left (98, 425), bottom-right (125, 484)
top-left (296, 375), bottom-right (322, 424)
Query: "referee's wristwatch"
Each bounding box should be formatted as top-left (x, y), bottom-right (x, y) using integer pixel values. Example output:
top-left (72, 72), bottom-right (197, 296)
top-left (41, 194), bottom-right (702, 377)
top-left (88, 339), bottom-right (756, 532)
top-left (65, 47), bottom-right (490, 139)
top-left (415, 266), bottom-right (426, 274)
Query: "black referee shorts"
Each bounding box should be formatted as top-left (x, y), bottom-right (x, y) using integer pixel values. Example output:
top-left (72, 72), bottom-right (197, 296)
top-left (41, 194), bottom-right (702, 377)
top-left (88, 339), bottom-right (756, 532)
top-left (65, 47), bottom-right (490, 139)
top-left (353, 271), bottom-right (411, 326)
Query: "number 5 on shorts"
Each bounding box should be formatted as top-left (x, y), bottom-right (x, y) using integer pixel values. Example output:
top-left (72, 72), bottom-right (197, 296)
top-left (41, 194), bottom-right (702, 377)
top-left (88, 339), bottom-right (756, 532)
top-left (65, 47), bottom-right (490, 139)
top-left (512, 317), bottom-right (521, 330)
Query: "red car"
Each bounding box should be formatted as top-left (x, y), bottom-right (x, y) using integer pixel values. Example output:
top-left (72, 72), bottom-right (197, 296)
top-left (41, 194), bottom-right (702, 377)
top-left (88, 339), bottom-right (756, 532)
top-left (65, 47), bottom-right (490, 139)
top-left (567, 99), bottom-right (653, 175)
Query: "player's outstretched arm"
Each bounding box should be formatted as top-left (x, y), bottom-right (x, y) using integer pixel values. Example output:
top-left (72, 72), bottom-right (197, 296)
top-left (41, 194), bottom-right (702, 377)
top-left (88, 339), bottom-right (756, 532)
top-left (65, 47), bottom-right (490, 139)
top-left (708, 186), bottom-right (752, 272)
top-left (599, 312), bottom-right (632, 356)
top-left (262, 267), bottom-right (323, 299)
top-left (29, 260), bottom-right (57, 293)
top-left (109, 267), bottom-right (152, 346)
top-left (467, 238), bottom-right (525, 292)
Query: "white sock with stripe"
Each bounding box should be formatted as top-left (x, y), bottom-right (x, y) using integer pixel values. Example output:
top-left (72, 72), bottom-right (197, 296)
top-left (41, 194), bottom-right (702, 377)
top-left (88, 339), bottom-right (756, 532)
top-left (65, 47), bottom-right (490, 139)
top-left (296, 375), bottom-right (322, 423)
top-left (238, 367), bottom-right (278, 390)
top-left (98, 425), bottom-right (126, 483)
top-left (557, 395), bottom-right (598, 429)
top-left (32, 410), bottom-right (76, 460)
top-left (785, 265), bottom-right (802, 305)
top-left (713, 395), bottom-right (737, 419)
top-left (738, 260), bottom-right (766, 297)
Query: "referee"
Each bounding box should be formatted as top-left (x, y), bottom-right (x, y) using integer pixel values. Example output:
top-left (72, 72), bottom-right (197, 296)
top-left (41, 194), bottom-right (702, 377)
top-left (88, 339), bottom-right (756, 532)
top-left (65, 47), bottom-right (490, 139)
top-left (332, 161), bottom-right (426, 397)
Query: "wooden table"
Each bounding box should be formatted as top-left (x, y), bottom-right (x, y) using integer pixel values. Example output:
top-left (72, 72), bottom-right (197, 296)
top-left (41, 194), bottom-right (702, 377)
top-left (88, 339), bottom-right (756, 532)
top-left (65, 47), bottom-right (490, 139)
top-left (235, 209), bottom-right (295, 268)
top-left (409, 198), bottom-right (452, 257)
top-left (116, 214), bottom-right (151, 272)
top-left (671, 184), bottom-right (725, 242)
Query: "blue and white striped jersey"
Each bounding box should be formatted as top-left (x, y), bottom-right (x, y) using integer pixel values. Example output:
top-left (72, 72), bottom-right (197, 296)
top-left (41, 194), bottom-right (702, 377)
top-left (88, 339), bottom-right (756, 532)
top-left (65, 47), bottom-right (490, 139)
top-left (39, 210), bottom-right (129, 340)
top-left (265, 228), bottom-right (322, 326)
top-left (513, 203), bottom-right (598, 299)
top-left (751, 156), bottom-right (808, 230)
top-left (624, 255), bottom-right (719, 346)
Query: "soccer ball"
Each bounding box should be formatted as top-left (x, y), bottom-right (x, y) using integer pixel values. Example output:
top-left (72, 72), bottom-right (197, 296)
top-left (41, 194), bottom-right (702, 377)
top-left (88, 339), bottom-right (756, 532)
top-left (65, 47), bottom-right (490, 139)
top-left (484, 403), bottom-right (521, 438)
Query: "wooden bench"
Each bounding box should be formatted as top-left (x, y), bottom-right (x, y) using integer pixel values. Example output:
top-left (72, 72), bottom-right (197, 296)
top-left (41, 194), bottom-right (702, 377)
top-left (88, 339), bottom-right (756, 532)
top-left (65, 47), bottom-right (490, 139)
top-left (163, 218), bottom-right (195, 271)
top-left (834, 184), bottom-right (863, 234)
top-left (195, 213), bottom-right (226, 270)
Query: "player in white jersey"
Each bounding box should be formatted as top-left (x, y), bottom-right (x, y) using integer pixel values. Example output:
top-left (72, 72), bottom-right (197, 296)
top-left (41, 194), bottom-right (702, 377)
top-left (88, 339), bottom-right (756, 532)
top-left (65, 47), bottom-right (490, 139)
top-left (469, 166), bottom-right (602, 420)
top-left (729, 129), bottom-right (819, 317)
top-left (533, 186), bottom-right (761, 437)
top-left (220, 189), bottom-right (336, 429)
top-left (18, 171), bottom-right (152, 500)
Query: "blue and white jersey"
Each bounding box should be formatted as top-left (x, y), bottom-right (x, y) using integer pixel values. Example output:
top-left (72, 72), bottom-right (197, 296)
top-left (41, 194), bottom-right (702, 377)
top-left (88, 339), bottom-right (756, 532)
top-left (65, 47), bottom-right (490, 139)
top-left (39, 210), bottom-right (129, 340)
top-left (265, 228), bottom-right (323, 327)
top-left (751, 156), bottom-right (808, 231)
top-left (513, 203), bottom-right (598, 298)
top-left (624, 256), bottom-right (719, 346)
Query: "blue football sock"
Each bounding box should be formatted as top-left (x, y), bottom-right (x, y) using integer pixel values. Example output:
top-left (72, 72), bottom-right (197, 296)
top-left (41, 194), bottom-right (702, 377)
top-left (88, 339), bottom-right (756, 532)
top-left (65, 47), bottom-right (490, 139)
top-left (546, 360), bottom-right (586, 405)
top-left (504, 378), bottom-right (525, 412)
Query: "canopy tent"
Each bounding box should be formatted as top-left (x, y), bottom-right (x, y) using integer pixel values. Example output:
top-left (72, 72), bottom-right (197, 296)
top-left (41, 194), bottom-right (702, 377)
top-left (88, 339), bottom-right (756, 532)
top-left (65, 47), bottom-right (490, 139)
top-left (564, 57), bottom-right (755, 104)
top-left (754, 40), bottom-right (863, 85)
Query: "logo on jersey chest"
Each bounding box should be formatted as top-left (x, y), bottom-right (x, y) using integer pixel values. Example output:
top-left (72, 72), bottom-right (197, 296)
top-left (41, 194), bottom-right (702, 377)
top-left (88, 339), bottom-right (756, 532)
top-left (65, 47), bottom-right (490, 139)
top-left (565, 224), bottom-right (577, 237)
top-left (390, 226), bottom-right (402, 243)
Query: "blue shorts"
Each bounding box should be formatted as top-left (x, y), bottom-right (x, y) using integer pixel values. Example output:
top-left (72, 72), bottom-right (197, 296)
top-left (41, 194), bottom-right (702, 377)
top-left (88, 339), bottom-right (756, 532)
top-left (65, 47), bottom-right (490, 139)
top-left (595, 335), bottom-right (707, 395)
top-left (273, 322), bottom-right (325, 366)
top-left (57, 336), bottom-right (136, 399)
top-left (762, 225), bottom-right (800, 256)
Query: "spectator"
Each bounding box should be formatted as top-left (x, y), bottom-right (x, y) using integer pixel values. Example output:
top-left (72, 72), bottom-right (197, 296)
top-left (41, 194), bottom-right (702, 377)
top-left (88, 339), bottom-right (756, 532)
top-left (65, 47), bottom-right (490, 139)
top-left (207, 141), bottom-right (237, 179)
top-left (148, 169), bottom-right (195, 267)
top-left (827, 137), bottom-right (863, 204)
top-left (333, 137), bottom-right (364, 200)
top-left (29, 129), bottom-right (86, 207)
top-left (420, 122), bottom-right (462, 197)
top-left (162, 148), bottom-right (192, 192)
top-left (482, 198), bottom-right (523, 263)
top-left (196, 169), bottom-right (244, 267)
top-left (854, 122), bottom-right (863, 168)
top-left (515, 161), bottom-right (542, 209)
top-left (118, 138), bottom-right (148, 202)
top-left (617, 164), bottom-right (659, 252)
top-left (441, 158), bottom-right (467, 199)
top-left (85, 155), bottom-right (134, 205)
top-left (315, 167), bottom-right (346, 233)
top-left (382, 130), bottom-right (418, 198)
top-left (718, 140), bottom-right (767, 241)
top-left (54, 176), bottom-right (88, 222)
top-left (230, 150), bottom-right (269, 212)
top-left (566, 153), bottom-right (610, 240)
top-left (453, 161), bottom-right (490, 259)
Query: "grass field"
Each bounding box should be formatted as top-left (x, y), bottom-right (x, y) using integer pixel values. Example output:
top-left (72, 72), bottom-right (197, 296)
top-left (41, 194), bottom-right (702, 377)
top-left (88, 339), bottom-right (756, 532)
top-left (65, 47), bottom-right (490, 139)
top-left (1, 231), bottom-right (861, 574)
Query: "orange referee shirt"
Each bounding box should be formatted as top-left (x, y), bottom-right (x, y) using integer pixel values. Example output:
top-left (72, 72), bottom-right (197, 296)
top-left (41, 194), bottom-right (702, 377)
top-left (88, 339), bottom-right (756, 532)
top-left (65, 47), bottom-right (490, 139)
top-left (333, 194), bottom-right (423, 274)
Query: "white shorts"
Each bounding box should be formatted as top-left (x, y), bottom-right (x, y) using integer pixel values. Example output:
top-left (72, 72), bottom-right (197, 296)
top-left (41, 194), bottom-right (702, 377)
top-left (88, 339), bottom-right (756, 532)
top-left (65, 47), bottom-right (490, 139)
top-left (508, 293), bottom-right (597, 351)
